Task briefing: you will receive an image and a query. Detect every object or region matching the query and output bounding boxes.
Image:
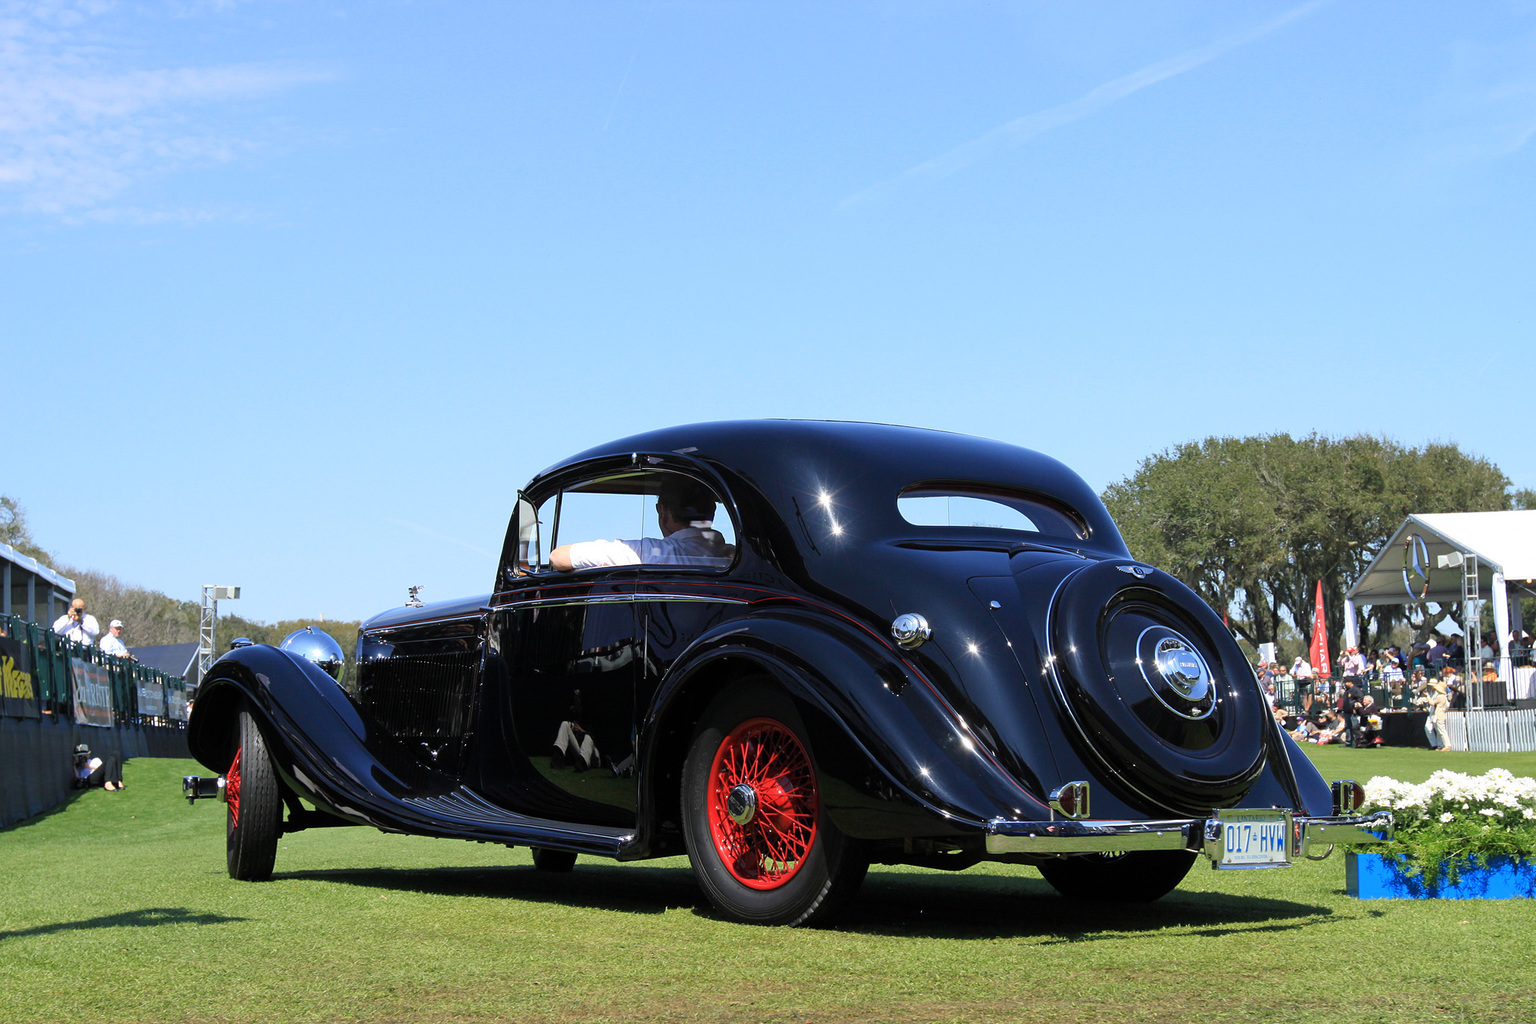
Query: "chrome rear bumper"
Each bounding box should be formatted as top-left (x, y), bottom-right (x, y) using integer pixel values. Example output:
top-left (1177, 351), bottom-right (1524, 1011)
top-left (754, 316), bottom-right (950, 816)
top-left (984, 810), bottom-right (1392, 864)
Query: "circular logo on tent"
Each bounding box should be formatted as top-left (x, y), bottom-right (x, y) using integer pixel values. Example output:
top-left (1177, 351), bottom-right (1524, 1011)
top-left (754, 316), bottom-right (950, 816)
top-left (1402, 533), bottom-right (1431, 601)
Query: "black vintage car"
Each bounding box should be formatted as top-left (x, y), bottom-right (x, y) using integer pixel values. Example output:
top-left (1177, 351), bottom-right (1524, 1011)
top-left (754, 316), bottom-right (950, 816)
top-left (185, 421), bottom-right (1388, 925)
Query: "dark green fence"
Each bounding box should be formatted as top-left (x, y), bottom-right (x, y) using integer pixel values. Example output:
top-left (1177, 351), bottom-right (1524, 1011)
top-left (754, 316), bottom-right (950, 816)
top-left (0, 612), bottom-right (188, 726)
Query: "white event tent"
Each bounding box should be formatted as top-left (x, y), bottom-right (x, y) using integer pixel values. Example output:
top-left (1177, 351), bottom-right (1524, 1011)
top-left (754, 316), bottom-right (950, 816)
top-left (1345, 510), bottom-right (1536, 699)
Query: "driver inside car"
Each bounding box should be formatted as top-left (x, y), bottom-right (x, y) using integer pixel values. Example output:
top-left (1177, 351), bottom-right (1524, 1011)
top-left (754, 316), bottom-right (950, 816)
top-left (551, 477), bottom-right (730, 571)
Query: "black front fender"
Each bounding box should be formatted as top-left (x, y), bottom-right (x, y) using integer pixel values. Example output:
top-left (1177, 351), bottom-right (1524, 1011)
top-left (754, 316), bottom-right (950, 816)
top-left (189, 645), bottom-right (367, 776)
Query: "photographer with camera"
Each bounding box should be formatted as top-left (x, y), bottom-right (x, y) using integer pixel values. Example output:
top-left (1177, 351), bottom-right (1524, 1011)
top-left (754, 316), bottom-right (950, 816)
top-left (52, 598), bottom-right (100, 647)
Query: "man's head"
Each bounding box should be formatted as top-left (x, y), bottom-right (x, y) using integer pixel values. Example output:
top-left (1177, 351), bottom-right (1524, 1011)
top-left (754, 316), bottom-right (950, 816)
top-left (69, 598), bottom-right (85, 618)
top-left (656, 477), bottom-right (717, 536)
top-left (109, 620), bottom-right (124, 635)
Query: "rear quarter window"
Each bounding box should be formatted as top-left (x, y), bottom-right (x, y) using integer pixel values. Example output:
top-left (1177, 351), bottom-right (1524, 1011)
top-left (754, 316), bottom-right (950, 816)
top-left (898, 488), bottom-right (1087, 541)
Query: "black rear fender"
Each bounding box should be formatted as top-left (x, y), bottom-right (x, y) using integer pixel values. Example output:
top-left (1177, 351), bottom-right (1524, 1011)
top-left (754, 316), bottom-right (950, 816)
top-left (638, 610), bottom-right (1052, 844)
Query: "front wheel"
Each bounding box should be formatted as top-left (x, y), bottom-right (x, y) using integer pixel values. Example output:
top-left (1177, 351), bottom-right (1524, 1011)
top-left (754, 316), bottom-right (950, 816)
top-left (681, 682), bottom-right (866, 926)
top-left (226, 706), bottom-right (282, 881)
top-left (1037, 849), bottom-right (1197, 903)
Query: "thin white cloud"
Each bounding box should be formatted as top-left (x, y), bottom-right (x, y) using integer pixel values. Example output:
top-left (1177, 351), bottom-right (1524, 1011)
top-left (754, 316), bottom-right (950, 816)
top-left (841, 0), bottom-right (1332, 209)
top-left (0, 1), bottom-right (335, 218)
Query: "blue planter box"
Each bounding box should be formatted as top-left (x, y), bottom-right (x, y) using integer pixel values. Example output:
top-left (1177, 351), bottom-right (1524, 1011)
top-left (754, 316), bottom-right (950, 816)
top-left (1347, 852), bottom-right (1536, 899)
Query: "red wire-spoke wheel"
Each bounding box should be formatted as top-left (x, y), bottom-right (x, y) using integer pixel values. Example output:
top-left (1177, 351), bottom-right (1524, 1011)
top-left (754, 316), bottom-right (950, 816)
top-left (707, 718), bottom-right (818, 889)
top-left (682, 681), bottom-right (868, 926)
top-left (226, 748), bottom-right (243, 829)
top-left (225, 706), bottom-right (282, 881)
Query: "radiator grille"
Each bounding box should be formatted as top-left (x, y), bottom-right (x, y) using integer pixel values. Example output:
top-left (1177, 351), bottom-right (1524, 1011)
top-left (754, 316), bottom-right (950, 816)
top-left (357, 650), bottom-right (479, 769)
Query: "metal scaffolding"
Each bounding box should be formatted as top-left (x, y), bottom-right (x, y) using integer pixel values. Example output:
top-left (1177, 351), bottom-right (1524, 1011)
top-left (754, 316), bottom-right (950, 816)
top-left (196, 585), bottom-right (240, 684)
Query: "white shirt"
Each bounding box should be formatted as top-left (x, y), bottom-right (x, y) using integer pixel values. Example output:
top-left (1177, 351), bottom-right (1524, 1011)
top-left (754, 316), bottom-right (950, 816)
top-left (565, 525), bottom-right (730, 570)
top-left (53, 612), bottom-right (101, 646)
top-left (100, 632), bottom-right (129, 657)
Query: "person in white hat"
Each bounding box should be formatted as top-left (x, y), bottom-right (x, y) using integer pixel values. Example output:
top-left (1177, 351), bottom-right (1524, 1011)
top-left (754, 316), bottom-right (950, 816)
top-left (99, 619), bottom-right (134, 660)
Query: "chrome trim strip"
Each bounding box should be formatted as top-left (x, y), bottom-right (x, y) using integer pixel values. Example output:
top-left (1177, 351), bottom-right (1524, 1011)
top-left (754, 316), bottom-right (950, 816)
top-left (983, 811), bottom-right (1393, 860)
top-left (488, 593), bottom-right (749, 611)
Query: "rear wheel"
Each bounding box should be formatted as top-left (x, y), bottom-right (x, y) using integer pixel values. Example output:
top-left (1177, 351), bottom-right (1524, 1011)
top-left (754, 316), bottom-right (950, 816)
top-left (226, 707), bottom-right (282, 881)
top-left (681, 682), bottom-right (866, 926)
top-left (1037, 849), bottom-right (1197, 903)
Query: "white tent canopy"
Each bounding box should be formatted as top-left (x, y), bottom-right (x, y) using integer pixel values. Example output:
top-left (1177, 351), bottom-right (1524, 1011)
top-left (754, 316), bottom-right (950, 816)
top-left (1348, 511), bottom-right (1536, 605)
top-left (1345, 510), bottom-right (1536, 701)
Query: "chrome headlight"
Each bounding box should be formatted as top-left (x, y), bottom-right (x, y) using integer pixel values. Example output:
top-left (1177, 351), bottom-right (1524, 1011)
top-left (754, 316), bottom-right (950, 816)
top-left (280, 626), bottom-right (346, 685)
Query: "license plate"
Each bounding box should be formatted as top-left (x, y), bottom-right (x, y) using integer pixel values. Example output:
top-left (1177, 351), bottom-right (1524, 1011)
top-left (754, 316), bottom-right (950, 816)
top-left (1215, 809), bottom-right (1290, 868)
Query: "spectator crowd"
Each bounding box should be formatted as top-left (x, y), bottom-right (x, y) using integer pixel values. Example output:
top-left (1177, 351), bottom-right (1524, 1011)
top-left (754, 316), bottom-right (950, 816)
top-left (1255, 630), bottom-right (1533, 751)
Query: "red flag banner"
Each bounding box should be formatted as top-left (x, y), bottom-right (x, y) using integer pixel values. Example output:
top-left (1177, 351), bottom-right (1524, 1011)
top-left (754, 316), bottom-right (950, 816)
top-left (1310, 581), bottom-right (1331, 678)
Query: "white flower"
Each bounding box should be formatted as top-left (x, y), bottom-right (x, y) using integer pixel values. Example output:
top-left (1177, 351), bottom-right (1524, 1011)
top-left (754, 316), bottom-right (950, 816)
top-left (1360, 770), bottom-right (1536, 823)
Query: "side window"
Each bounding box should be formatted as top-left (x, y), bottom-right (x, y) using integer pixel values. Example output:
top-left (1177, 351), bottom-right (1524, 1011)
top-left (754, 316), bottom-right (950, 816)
top-left (544, 489), bottom-right (649, 562)
top-left (540, 471), bottom-right (737, 573)
top-left (898, 487), bottom-right (1087, 541)
top-left (898, 494), bottom-right (1043, 531)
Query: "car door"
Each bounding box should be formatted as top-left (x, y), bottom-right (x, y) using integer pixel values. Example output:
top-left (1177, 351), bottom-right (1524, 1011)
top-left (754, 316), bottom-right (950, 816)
top-left (478, 479), bottom-right (646, 827)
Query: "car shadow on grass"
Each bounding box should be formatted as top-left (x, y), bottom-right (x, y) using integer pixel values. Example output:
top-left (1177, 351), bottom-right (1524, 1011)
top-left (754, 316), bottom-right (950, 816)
top-left (0, 907), bottom-right (247, 942)
top-left (276, 862), bottom-right (699, 918)
top-left (841, 871), bottom-right (1335, 940)
top-left (275, 862), bottom-right (1333, 939)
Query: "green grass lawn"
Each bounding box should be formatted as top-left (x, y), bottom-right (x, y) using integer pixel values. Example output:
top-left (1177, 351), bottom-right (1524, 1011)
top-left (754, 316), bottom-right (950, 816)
top-left (2, 750), bottom-right (1533, 1023)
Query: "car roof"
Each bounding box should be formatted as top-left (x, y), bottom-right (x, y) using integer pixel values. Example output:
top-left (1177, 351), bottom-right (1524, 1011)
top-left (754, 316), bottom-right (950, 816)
top-left (533, 420), bottom-right (1125, 550)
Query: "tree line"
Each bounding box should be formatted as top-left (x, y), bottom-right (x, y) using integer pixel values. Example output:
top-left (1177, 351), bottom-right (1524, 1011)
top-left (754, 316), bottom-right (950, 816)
top-left (1101, 434), bottom-right (1534, 663)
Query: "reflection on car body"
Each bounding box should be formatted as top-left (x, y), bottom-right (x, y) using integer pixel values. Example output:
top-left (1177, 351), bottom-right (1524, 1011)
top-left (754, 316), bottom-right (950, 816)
top-left (184, 420), bottom-right (1390, 925)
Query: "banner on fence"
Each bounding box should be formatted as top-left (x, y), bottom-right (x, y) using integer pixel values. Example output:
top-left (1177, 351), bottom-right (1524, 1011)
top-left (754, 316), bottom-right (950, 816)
top-left (137, 680), bottom-right (166, 718)
top-left (167, 686), bottom-right (189, 722)
top-left (70, 658), bottom-right (114, 727)
top-left (0, 633), bottom-right (40, 719)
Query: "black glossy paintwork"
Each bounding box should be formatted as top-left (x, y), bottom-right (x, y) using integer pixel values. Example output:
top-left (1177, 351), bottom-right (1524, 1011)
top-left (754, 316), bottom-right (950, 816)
top-left (189, 420), bottom-right (1335, 866)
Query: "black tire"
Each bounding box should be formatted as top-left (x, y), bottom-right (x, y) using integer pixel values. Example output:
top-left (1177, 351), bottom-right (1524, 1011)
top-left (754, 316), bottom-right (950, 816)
top-left (680, 681), bottom-right (867, 926)
top-left (1037, 849), bottom-right (1197, 903)
top-left (226, 707), bottom-right (282, 881)
top-left (531, 847), bottom-right (577, 872)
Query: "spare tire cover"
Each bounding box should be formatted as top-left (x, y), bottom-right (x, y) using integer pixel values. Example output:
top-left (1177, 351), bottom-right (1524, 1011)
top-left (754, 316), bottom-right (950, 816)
top-left (1045, 560), bottom-right (1267, 815)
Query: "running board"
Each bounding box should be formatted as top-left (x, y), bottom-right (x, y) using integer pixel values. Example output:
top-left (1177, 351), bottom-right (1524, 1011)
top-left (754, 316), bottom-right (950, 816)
top-left (184, 773), bottom-right (637, 857)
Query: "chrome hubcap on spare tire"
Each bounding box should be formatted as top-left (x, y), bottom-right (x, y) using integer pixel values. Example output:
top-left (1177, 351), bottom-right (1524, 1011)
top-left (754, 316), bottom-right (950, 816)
top-left (1138, 626), bottom-right (1216, 720)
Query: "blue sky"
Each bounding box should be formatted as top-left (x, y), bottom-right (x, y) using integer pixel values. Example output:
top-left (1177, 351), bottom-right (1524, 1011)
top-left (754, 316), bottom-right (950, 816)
top-left (4, 0), bottom-right (1534, 626)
